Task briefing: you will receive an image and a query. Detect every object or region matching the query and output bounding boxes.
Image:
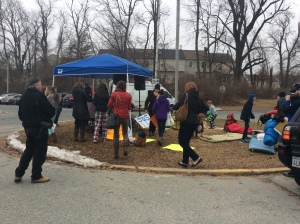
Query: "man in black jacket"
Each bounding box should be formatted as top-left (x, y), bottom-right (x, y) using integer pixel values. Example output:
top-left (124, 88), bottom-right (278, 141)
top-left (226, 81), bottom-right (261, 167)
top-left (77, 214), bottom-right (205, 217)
top-left (15, 77), bottom-right (56, 183)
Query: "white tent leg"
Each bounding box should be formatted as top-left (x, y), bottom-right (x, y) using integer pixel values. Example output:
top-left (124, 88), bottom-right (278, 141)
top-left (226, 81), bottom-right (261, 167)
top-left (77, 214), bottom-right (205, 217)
top-left (127, 72), bottom-right (133, 134)
top-left (52, 76), bottom-right (55, 87)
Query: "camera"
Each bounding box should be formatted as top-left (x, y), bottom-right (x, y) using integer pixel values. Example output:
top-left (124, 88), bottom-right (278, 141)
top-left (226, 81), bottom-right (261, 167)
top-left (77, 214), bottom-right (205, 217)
top-left (291, 92), bottom-right (297, 100)
top-left (290, 83), bottom-right (300, 100)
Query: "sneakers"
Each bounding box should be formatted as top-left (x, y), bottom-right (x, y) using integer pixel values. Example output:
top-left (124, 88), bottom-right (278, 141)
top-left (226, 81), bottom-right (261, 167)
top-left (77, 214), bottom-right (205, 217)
top-left (102, 138), bottom-right (106, 143)
top-left (31, 176), bottom-right (50, 183)
top-left (93, 140), bottom-right (97, 143)
top-left (245, 136), bottom-right (251, 140)
top-left (14, 177), bottom-right (22, 183)
top-left (240, 139), bottom-right (249, 144)
top-left (210, 125), bottom-right (217, 129)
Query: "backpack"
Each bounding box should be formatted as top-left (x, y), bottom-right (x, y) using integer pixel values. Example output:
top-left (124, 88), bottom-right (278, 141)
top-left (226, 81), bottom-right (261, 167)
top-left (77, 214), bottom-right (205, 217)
top-left (257, 114), bottom-right (271, 126)
top-left (135, 131), bottom-right (146, 147)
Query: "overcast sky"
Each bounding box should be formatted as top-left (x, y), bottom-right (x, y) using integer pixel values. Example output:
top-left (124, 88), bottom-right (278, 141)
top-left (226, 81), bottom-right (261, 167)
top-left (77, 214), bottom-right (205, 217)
top-left (22, 0), bottom-right (300, 50)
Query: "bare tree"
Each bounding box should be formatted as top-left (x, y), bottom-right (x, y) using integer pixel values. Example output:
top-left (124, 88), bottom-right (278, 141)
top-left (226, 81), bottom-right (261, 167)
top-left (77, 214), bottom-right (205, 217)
top-left (212, 0), bottom-right (289, 82)
top-left (55, 10), bottom-right (69, 65)
top-left (94, 0), bottom-right (141, 59)
top-left (269, 12), bottom-right (300, 87)
top-left (65, 0), bottom-right (92, 60)
top-left (35, 0), bottom-right (56, 66)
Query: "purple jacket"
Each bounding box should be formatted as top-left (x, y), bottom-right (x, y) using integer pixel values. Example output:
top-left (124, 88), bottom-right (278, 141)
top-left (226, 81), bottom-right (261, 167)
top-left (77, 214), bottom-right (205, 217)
top-left (152, 96), bottom-right (171, 119)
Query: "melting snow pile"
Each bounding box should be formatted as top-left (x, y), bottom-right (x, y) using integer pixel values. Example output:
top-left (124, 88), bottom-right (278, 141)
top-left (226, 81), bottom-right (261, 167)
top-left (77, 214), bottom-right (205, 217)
top-left (8, 133), bottom-right (104, 168)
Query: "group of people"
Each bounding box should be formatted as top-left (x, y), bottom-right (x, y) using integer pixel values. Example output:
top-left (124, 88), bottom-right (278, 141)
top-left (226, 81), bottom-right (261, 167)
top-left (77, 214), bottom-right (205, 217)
top-left (15, 74), bottom-right (300, 183)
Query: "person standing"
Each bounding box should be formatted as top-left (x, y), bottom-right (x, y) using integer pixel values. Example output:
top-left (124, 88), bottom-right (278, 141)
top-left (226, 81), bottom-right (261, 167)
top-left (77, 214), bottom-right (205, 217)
top-left (54, 91), bottom-right (63, 127)
top-left (45, 86), bottom-right (59, 144)
top-left (207, 100), bottom-right (217, 129)
top-left (240, 94), bottom-right (256, 143)
top-left (15, 77), bottom-right (55, 183)
top-left (93, 83), bottom-right (110, 143)
top-left (152, 89), bottom-right (170, 146)
top-left (144, 84), bottom-right (160, 136)
top-left (72, 81), bottom-right (93, 142)
top-left (173, 82), bottom-right (209, 168)
top-left (107, 81), bottom-right (132, 159)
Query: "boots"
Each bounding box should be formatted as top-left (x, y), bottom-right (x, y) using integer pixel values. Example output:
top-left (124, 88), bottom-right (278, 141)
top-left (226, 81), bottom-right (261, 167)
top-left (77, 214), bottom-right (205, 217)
top-left (48, 134), bottom-right (52, 145)
top-left (123, 142), bottom-right (128, 156)
top-left (52, 133), bottom-right (57, 143)
top-left (114, 142), bottom-right (119, 159)
top-left (80, 129), bottom-right (86, 142)
top-left (158, 137), bottom-right (163, 146)
top-left (74, 129), bottom-right (79, 142)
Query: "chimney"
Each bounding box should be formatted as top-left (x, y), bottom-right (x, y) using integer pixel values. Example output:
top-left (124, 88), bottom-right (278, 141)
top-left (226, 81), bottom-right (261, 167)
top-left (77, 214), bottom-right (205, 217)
top-left (180, 45), bottom-right (182, 50)
top-left (227, 50), bottom-right (229, 55)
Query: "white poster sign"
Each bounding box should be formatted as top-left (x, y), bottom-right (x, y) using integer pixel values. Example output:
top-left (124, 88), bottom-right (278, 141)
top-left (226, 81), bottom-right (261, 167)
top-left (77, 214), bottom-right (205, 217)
top-left (135, 114), bottom-right (150, 129)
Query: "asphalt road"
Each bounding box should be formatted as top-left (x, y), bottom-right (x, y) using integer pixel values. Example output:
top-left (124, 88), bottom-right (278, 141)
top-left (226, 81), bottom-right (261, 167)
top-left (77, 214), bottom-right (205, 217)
top-left (1, 104), bottom-right (300, 223)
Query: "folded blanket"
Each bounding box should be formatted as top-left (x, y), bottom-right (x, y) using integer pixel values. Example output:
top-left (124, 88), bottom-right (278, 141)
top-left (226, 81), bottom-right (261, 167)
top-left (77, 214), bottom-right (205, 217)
top-left (200, 133), bottom-right (243, 143)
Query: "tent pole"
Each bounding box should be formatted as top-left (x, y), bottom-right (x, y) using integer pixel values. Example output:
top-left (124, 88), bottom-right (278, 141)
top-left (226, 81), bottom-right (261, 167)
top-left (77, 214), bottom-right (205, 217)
top-left (52, 76), bottom-right (55, 87)
top-left (93, 78), bottom-right (95, 92)
top-left (127, 72), bottom-right (133, 137)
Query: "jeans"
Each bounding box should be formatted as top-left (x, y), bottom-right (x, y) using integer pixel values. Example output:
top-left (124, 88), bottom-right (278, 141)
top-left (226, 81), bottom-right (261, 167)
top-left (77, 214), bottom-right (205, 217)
top-left (54, 105), bottom-right (62, 124)
top-left (157, 119), bottom-right (166, 137)
top-left (242, 120), bottom-right (249, 140)
top-left (15, 127), bottom-right (48, 180)
top-left (114, 118), bottom-right (128, 145)
top-left (179, 122), bottom-right (199, 164)
top-left (75, 119), bottom-right (88, 130)
top-left (148, 110), bottom-right (156, 134)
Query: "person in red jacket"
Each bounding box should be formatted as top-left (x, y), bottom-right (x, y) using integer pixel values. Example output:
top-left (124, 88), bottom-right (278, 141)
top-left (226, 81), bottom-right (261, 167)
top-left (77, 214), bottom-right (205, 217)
top-left (107, 81), bottom-right (132, 159)
top-left (223, 113), bottom-right (237, 131)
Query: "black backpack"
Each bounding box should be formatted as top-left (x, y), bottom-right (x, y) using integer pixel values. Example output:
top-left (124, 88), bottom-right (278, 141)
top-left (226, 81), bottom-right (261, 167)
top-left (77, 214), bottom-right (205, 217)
top-left (257, 114), bottom-right (271, 126)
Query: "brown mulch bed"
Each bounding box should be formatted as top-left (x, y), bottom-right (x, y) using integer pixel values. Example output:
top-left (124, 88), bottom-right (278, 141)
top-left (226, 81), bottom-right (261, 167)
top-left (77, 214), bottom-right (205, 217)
top-left (15, 120), bottom-right (284, 170)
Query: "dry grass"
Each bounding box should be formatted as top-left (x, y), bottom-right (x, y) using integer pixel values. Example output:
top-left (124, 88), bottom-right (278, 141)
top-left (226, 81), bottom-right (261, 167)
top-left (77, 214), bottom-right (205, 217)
top-left (14, 120), bottom-right (283, 169)
top-left (221, 99), bottom-right (277, 111)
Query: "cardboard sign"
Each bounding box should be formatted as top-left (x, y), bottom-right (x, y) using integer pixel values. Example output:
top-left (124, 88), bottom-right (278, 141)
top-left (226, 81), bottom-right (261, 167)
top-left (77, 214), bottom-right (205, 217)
top-left (150, 115), bottom-right (159, 129)
top-left (135, 114), bottom-right (151, 129)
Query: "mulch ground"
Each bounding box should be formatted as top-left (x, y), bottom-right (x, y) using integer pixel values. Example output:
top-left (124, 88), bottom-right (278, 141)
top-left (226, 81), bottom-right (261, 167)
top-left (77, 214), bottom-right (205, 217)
top-left (15, 120), bottom-right (284, 169)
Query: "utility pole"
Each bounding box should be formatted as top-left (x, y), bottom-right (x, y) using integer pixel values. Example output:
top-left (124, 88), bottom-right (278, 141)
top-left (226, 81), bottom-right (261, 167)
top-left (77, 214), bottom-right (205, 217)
top-left (175, 0), bottom-right (180, 102)
top-left (155, 0), bottom-right (160, 80)
top-left (7, 55), bottom-right (10, 93)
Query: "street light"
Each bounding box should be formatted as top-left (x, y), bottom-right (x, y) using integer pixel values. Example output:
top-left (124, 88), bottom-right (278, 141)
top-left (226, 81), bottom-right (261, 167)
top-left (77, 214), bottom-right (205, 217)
top-left (175, 0), bottom-right (180, 102)
top-left (7, 54), bottom-right (10, 93)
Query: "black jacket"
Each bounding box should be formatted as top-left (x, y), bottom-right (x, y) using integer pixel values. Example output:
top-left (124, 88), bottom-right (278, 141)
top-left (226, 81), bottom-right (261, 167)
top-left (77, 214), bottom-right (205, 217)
top-left (240, 99), bottom-right (255, 121)
top-left (18, 88), bottom-right (56, 129)
top-left (144, 91), bottom-right (157, 111)
top-left (173, 90), bottom-right (209, 124)
top-left (93, 94), bottom-right (109, 112)
top-left (72, 87), bottom-right (93, 120)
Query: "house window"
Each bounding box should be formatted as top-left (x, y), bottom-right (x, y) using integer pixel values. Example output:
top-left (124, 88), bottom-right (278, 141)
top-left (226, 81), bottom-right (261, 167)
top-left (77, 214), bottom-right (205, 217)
top-left (160, 60), bottom-right (164, 69)
top-left (217, 63), bottom-right (222, 70)
top-left (201, 62), bottom-right (207, 68)
top-left (189, 61), bottom-right (193, 68)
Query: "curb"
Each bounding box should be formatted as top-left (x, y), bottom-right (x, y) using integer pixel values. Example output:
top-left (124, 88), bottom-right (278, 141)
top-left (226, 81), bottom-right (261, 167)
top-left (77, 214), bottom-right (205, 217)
top-left (5, 122), bottom-right (289, 176)
top-left (102, 164), bottom-right (289, 176)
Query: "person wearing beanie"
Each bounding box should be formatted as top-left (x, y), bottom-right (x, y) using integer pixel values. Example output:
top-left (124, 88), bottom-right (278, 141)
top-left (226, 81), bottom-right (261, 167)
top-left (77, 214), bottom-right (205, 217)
top-left (144, 84), bottom-right (161, 136)
top-left (240, 94), bottom-right (256, 143)
top-left (15, 77), bottom-right (55, 183)
top-left (275, 92), bottom-right (286, 119)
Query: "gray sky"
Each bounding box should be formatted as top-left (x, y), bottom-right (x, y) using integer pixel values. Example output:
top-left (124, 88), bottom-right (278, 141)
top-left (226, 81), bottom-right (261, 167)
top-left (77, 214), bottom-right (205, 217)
top-left (23, 0), bottom-right (300, 50)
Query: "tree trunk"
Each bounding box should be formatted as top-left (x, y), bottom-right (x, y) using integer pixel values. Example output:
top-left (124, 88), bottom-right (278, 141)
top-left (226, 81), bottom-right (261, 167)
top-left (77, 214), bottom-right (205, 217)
top-left (195, 0), bottom-right (201, 79)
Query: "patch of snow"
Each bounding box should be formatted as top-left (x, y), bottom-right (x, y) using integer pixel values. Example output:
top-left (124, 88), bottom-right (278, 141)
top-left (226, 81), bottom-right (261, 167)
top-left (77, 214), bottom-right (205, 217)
top-left (8, 133), bottom-right (104, 168)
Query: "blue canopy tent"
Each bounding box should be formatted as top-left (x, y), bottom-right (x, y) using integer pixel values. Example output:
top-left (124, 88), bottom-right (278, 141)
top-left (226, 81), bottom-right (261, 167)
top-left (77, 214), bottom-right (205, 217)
top-left (53, 53), bottom-right (152, 131)
top-left (53, 53), bottom-right (152, 83)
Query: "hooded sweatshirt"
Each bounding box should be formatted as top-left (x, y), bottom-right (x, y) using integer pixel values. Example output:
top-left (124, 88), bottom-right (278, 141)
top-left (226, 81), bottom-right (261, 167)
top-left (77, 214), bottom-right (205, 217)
top-left (152, 95), bottom-right (171, 119)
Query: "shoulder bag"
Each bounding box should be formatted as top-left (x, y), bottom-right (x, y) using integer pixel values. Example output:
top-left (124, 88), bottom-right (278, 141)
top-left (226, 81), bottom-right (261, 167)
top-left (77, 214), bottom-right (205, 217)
top-left (106, 92), bottom-right (120, 129)
top-left (175, 93), bottom-right (188, 122)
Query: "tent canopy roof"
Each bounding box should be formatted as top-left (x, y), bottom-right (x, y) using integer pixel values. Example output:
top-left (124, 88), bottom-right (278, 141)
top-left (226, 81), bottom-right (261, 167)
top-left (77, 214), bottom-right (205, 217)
top-left (53, 53), bottom-right (152, 79)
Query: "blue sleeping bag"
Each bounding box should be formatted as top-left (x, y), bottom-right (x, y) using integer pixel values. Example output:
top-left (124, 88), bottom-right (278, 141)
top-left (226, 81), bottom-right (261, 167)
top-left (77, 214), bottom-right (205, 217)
top-left (249, 136), bottom-right (275, 155)
top-left (263, 119), bottom-right (279, 146)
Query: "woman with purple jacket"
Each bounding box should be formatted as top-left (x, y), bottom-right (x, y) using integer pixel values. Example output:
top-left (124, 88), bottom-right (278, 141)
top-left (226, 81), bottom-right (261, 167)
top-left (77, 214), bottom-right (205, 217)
top-left (152, 89), bottom-right (171, 146)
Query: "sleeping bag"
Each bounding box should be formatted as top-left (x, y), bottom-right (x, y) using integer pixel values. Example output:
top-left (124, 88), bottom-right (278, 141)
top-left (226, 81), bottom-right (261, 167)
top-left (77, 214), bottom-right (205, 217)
top-left (263, 119), bottom-right (279, 146)
top-left (225, 122), bottom-right (253, 134)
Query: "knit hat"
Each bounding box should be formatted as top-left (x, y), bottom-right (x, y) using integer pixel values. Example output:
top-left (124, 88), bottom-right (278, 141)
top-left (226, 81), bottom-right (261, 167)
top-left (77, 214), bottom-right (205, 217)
top-left (249, 94), bottom-right (256, 99)
top-left (85, 83), bottom-right (91, 90)
top-left (277, 92), bottom-right (286, 98)
top-left (155, 84), bottom-right (160, 90)
top-left (25, 76), bottom-right (40, 89)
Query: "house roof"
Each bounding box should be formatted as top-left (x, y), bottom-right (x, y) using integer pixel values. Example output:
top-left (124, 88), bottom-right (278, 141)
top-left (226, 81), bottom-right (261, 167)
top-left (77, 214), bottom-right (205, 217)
top-left (158, 49), bottom-right (186, 60)
top-left (243, 74), bottom-right (280, 83)
top-left (182, 50), bottom-right (232, 63)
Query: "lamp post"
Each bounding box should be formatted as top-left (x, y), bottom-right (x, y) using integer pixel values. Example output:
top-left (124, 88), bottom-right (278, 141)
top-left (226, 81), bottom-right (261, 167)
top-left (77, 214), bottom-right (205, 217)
top-left (7, 54), bottom-right (10, 93)
top-left (175, 0), bottom-right (180, 102)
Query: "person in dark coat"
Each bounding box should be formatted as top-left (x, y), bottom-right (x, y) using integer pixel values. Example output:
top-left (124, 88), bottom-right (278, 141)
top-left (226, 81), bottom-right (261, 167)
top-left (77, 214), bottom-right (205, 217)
top-left (145, 84), bottom-right (160, 136)
top-left (240, 94), bottom-right (256, 143)
top-left (93, 83), bottom-right (110, 143)
top-left (15, 77), bottom-right (56, 183)
top-left (152, 89), bottom-right (171, 146)
top-left (72, 81), bottom-right (93, 142)
top-left (173, 82), bottom-right (209, 168)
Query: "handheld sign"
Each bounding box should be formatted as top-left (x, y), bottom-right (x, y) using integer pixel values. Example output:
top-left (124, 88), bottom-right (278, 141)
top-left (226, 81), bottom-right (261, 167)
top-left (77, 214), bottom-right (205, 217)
top-left (135, 114), bottom-right (151, 129)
